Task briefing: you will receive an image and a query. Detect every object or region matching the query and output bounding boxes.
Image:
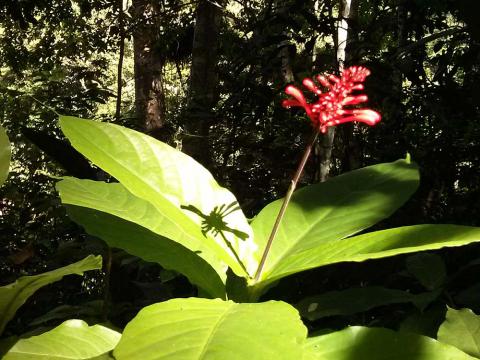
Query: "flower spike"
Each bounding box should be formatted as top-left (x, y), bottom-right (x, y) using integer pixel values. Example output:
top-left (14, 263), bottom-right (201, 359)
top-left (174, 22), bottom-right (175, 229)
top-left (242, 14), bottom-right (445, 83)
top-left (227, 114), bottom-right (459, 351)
top-left (283, 66), bottom-right (381, 133)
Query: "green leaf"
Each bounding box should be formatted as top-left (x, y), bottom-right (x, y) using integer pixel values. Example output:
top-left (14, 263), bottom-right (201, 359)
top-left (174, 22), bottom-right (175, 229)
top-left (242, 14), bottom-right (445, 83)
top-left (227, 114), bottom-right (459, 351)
top-left (406, 253), bottom-right (446, 290)
top-left (57, 177), bottom-right (228, 286)
top-left (305, 326), bottom-right (477, 360)
top-left (0, 124), bottom-right (11, 186)
top-left (437, 307), bottom-right (480, 358)
top-left (2, 320), bottom-right (120, 360)
top-left (59, 116), bottom-right (256, 278)
top-left (65, 204), bottom-right (226, 298)
top-left (0, 255), bottom-right (102, 335)
top-left (114, 298), bottom-right (307, 360)
top-left (251, 159), bottom-right (419, 286)
top-left (297, 286), bottom-right (438, 321)
top-left (262, 225), bottom-right (480, 291)
top-left (399, 304), bottom-right (446, 338)
top-left (456, 283), bottom-right (480, 310)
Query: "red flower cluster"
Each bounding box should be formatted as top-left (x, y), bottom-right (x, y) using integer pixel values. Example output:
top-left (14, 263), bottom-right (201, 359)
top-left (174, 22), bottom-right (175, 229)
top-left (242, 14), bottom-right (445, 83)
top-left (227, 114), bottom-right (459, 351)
top-left (282, 66), bottom-right (381, 133)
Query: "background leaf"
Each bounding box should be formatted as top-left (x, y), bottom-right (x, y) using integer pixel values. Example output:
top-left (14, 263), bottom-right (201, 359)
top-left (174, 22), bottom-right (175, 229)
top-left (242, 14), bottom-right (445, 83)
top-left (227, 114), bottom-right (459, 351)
top-left (305, 326), bottom-right (476, 359)
top-left (59, 116), bottom-right (256, 278)
top-left (114, 298), bottom-right (307, 360)
top-left (406, 253), bottom-right (446, 290)
top-left (251, 159), bottom-right (419, 286)
top-left (437, 307), bottom-right (480, 358)
top-left (0, 255), bottom-right (102, 335)
top-left (399, 305), bottom-right (447, 338)
top-left (297, 286), bottom-right (438, 321)
top-left (0, 124), bottom-right (11, 186)
top-left (2, 319), bottom-right (120, 360)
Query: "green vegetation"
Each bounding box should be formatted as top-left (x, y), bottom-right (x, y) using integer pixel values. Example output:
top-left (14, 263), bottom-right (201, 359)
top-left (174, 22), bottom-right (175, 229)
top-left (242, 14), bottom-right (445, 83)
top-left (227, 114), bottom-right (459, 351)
top-left (1, 0), bottom-right (480, 358)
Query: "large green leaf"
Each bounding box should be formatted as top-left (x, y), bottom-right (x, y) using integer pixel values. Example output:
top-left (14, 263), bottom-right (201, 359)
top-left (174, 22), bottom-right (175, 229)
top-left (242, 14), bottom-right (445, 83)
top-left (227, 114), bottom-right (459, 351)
top-left (262, 225), bottom-right (480, 290)
top-left (114, 298), bottom-right (307, 360)
top-left (251, 159), bottom-right (419, 286)
top-left (2, 319), bottom-right (120, 360)
top-left (305, 326), bottom-right (477, 360)
top-left (297, 286), bottom-right (438, 321)
top-left (59, 116), bottom-right (256, 278)
top-left (58, 177), bottom-right (226, 296)
top-left (58, 177), bottom-right (228, 284)
top-left (0, 255), bottom-right (102, 335)
top-left (65, 204), bottom-right (226, 298)
top-left (0, 124), bottom-right (11, 186)
top-left (437, 307), bottom-right (480, 358)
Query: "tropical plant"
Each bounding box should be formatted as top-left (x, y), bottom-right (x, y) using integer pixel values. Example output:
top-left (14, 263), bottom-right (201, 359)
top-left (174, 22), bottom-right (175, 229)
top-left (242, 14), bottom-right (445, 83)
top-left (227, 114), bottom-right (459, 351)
top-left (2, 64), bottom-right (480, 357)
top-left (16, 105), bottom-right (472, 357)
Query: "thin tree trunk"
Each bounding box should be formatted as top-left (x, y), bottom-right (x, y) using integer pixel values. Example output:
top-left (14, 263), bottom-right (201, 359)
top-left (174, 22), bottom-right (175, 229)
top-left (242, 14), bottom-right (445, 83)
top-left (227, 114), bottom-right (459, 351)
top-left (274, 0), bottom-right (295, 83)
top-left (182, 0), bottom-right (222, 169)
top-left (339, 0), bottom-right (360, 172)
top-left (316, 0), bottom-right (353, 182)
top-left (132, 0), bottom-right (166, 133)
top-left (115, 0), bottom-right (125, 122)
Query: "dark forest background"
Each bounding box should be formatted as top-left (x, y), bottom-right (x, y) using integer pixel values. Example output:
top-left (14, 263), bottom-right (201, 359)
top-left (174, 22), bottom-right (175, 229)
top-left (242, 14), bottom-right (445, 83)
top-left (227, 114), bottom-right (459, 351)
top-left (1, 0), bottom-right (479, 335)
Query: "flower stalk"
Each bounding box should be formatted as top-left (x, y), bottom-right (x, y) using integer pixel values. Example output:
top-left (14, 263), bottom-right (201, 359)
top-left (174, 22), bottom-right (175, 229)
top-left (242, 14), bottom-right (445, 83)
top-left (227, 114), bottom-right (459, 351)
top-left (254, 130), bottom-right (319, 282)
top-left (253, 66), bottom-right (381, 283)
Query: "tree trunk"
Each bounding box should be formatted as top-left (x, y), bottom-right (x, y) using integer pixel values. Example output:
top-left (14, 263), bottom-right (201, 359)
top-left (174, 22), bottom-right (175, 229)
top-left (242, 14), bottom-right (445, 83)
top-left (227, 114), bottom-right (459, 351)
top-left (316, 0), bottom-right (354, 182)
top-left (338, 0), bottom-right (361, 172)
top-left (115, 0), bottom-right (125, 122)
top-left (132, 0), bottom-right (166, 134)
top-left (182, 0), bottom-right (222, 169)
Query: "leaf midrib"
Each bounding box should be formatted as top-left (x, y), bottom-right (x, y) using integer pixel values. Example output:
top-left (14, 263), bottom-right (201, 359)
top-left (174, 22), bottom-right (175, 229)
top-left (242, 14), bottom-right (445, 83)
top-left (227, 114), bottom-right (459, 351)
top-left (197, 304), bottom-right (235, 359)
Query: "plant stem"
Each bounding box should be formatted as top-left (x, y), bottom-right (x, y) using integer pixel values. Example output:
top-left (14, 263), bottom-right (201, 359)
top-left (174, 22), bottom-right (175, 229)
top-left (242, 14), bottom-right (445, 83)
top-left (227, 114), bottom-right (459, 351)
top-left (253, 130), bottom-right (320, 282)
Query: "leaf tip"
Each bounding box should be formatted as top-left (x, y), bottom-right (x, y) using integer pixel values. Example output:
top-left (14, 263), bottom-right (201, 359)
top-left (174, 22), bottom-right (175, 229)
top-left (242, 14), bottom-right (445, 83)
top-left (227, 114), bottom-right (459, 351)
top-left (405, 152), bottom-right (411, 164)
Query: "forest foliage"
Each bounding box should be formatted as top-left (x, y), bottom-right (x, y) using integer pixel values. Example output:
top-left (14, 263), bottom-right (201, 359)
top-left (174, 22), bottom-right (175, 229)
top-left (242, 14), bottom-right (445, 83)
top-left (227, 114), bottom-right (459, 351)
top-left (0, 0), bottom-right (480, 358)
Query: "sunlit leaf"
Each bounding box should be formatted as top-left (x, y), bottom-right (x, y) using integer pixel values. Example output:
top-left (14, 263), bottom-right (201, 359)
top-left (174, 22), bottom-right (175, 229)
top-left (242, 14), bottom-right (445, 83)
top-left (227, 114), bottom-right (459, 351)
top-left (305, 326), bottom-right (476, 359)
top-left (2, 320), bottom-right (120, 360)
top-left (114, 298), bottom-right (307, 360)
top-left (261, 225), bottom-right (480, 292)
top-left (59, 116), bottom-right (256, 278)
top-left (0, 255), bottom-right (102, 336)
top-left (437, 307), bottom-right (480, 358)
top-left (251, 159), bottom-right (419, 288)
top-left (65, 204), bottom-right (226, 298)
top-left (0, 125), bottom-right (11, 186)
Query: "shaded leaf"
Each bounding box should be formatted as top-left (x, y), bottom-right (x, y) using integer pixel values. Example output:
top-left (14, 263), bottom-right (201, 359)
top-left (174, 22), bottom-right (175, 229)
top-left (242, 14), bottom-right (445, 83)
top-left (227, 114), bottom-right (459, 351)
top-left (114, 298), bottom-right (307, 360)
top-left (0, 255), bottom-right (102, 335)
top-left (456, 283), bottom-right (480, 311)
top-left (399, 304), bottom-right (446, 338)
top-left (2, 319), bottom-right (120, 360)
top-left (406, 253), bottom-right (446, 290)
top-left (437, 307), bottom-right (480, 358)
top-left (305, 326), bottom-right (476, 359)
top-left (297, 286), bottom-right (438, 321)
